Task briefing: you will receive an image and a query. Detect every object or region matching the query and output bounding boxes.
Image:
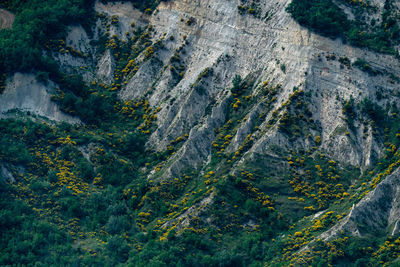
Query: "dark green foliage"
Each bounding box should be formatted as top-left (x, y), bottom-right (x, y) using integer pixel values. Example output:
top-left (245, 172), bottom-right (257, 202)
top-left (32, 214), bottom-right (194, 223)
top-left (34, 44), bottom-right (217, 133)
top-left (278, 90), bottom-right (319, 140)
top-left (106, 215), bottom-right (130, 234)
top-left (0, 117), bottom-right (150, 265)
top-left (237, 0), bottom-right (262, 18)
top-left (60, 195), bottom-right (85, 218)
top-left (231, 74), bottom-right (244, 96)
top-left (338, 56), bottom-right (351, 68)
top-left (0, 0), bottom-right (92, 73)
top-left (353, 58), bottom-right (381, 76)
top-left (280, 63), bottom-right (286, 73)
top-left (359, 98), bottom-right (385, 125)
top-left (287, 0), bottom-right (400, 54)
top-left (342, 96), bottom-right (356, 128)
top-left (0, 0), bottom-right (167, 74)
top-left (286, 0), bottom-right (349, 38)
top-left (0, 184), bottom-right (76, 265)
top-left (304, 236), bottom-right (381, 266)
top-left (106, 235), bottom-right (130, 261)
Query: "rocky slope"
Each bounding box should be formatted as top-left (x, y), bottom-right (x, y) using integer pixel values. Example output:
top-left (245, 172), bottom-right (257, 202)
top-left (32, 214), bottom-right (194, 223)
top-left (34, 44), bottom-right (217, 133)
top-left (107, 0), bottom-right (398, 175)
top-left (0, 73), bottom-right (79, 123)
top-left (319, 167), bottom-right (400, 239)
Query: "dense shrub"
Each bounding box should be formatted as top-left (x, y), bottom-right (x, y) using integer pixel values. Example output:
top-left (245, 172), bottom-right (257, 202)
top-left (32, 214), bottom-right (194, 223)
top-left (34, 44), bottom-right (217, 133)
top-left (359, 98), bottom-right (385, 125)
top-left (287, 0), bottom-right (400, 54)
top-left (286, 0), bottom-right (349, 38)
top-left (0, 0), bottom-right (93, 73)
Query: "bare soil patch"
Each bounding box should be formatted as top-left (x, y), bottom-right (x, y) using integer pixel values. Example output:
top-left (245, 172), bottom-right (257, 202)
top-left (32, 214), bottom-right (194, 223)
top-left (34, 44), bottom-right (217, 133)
top-left (0, 8), bottom-right (14, 29)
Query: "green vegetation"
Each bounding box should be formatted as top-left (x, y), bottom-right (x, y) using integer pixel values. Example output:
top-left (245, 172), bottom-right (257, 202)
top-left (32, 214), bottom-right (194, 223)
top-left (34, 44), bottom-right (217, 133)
top-left (280, 63), bottom-right (286, 73)
top-left (0, 117), bottom-right (149, 265)
top-left (0, 0), bottom-right (91, 74)
top-left (237, 0), bottom-right (262, 18)
top-left (287, 0), bottom-right (400, 54)
top-left (3, 0), bottom-right (400, 266)
top-left (0, 0), bottom-right (165, 75)
top-left (286, 0), bottom-right (349, 38)
top-left (277, 89), bottom-right (319, 141)
top-left (353, 58), bottom-right (381, 76)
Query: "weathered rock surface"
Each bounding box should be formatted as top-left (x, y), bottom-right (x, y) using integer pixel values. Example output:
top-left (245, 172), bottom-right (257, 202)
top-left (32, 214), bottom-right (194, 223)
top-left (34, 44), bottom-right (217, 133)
top-left (0, 164), bottom-right (15, 183)
top-left (96, 49), bottom-right (115, 85)
top-left (319, 167), bottom-right (400, 240)
top-left (0, 73), bottom-right (79, 123)
top-left (47, 0), bottom-right (400, 179)
top-left (138, 0), bottom-right (399, 176)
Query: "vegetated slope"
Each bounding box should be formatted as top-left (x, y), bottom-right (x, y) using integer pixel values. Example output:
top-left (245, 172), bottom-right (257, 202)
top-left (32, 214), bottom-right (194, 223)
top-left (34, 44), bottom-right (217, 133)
top-left (287, 0), bottom-right (400, 54)
top-left (1, 0), bottom-right (400, 266)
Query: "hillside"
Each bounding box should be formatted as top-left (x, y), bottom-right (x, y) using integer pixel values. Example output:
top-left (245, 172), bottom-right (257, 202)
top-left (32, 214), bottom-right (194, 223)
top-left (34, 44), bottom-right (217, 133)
top-left (1, 0), bottom-right (400, 266)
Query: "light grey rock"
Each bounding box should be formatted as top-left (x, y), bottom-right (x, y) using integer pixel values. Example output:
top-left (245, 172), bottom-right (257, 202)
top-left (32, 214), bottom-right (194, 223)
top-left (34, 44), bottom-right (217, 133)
top-left (160, 96), bottom-right (229, 178)
top-left (119, 58), bottom-right (164, 100)
top-left (0, 73), bottom-right (79, 123)
top-left (66, 25), bottom-right (92, 55)
top-left (319, 167), bottom-right (400, 240)
top-left (96, 49), bottom-right (115, 85)
top-left (5, 0), bottom-right (399, 183)
top-left (0, 165), bottom-right (15, 183)
top-left (94, 1), bottom-right (149, 41)
top-left (161, 191), bottom-right (215, 233)
top-left (113, 0), bottom-right (399, 178)
top-left (0, 8), bottom-right (14, 29)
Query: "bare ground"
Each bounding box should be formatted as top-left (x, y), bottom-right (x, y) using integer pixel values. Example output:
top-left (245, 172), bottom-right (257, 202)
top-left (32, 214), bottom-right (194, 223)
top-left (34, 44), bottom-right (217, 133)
top-left (0, 8), bottom-right (14, 29)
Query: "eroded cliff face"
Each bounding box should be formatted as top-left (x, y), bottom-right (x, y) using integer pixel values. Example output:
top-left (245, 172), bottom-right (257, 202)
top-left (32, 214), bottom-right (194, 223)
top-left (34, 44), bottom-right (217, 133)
top-left (0, 73), bottom-right (79, 123)
top-left (315, 166), bottom-right (400, 242)
top-left (83, 0), bottom-right (399, 178)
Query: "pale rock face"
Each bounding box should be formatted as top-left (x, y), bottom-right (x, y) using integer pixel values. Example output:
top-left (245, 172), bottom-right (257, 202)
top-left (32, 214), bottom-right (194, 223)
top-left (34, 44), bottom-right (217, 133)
top-left (161, 191), bottom-right (215, 232)
top-left (0, 73), bottom-right (79, 123)
top-left (54, 26), bottom-right (96, 83)
top-left (94, 1), bottom-right (149, 41)
top-left (121, 0), bottom-right (398, 177)
top-left (119, 58), bottom-right (164, 100)
top-left (66, 26), bottom-right (92, 55)
top-left (56, 52), bottom-right (94, 83)
top-left (318, 167), bottom-right (400, 240)
top-left (105, 0), bottom-right (400, 248)
top-left (166, 96), bottom-right (229, 177)
top-left (0, 165), bottom-right (15, 183)
top-left (17, 0), bottom-right (400, 178)
top-left (96, 49), bottom-right (115, 85)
